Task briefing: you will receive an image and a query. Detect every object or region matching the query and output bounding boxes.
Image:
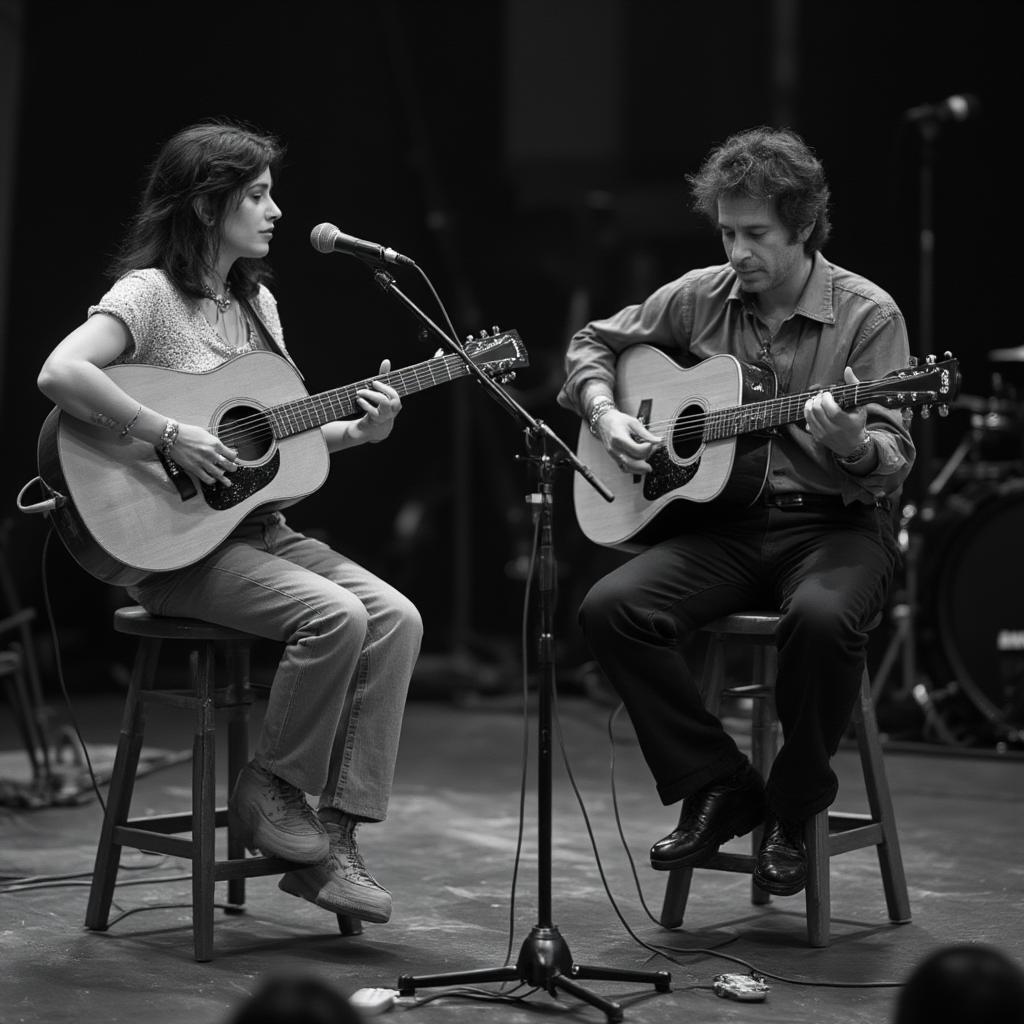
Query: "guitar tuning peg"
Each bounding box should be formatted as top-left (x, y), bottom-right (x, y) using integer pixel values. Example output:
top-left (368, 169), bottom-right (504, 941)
top-left (491, 324), bottom-right (501, 334)
top-left (938, 404), bottom-right (950, 417)
top-left (925, 354), bottom-right (936, 364)
top-left (920, 406), bottom-right (931, 419)
top-left (465, 334), bottom-right (475, 342)
top-left (943, 350), bottom-right (953, 359)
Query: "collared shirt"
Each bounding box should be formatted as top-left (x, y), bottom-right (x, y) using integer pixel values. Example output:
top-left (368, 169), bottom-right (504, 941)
top-left (557, 253), bottom-right (916, 504)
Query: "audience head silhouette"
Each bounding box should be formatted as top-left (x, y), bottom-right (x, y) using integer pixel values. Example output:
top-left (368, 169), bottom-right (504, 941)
top-left (228, 975), bottom-right (363, 1024)
top-left (894, 943), bottom-right (1024, 1024)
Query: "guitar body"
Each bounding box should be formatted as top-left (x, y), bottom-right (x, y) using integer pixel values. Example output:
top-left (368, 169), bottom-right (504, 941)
top-left (38, 351), bottom-right (329, 585)
top-left (573, 347), bottom-right (776, 549)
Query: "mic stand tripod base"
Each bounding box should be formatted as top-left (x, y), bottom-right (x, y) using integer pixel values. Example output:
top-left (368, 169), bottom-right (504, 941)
top-left (397, 923), bottom-right (671, 1023)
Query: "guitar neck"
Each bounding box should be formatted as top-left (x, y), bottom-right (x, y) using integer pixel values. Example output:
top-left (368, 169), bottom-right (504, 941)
top-left (268, 352), bottom-right (471, 438)
top-left (706, 380), bottom-right (869, 441)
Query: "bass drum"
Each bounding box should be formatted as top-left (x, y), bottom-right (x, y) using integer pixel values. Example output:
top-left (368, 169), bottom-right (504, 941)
top-left (918, 480), bottom-right (1024, 729)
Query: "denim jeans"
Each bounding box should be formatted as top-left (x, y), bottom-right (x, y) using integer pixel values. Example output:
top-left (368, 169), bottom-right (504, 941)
top-left (129, 511), bottom-right (422, 822)
top-left (578, 501), bottom-right (898, 822)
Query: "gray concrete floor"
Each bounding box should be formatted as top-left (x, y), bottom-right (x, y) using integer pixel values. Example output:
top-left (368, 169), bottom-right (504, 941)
top-left (1, 684), bottom-right (1022, 1024)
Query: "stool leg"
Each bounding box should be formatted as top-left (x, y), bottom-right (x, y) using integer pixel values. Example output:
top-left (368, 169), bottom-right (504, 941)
top-left (86, 637), bottom-right (161, 931)
top-left (805, 810), bottom-right (831, 947)
top-left (192, 644), bottom-right (217, 962)
top-left (749, 646), bottom-right (774, 907)
top-left (852, 672), bottom-right (912, 924)
top-left (659, 867), bottom-right (694, 928)
top-left (225, 641), bottom-right (252, 910)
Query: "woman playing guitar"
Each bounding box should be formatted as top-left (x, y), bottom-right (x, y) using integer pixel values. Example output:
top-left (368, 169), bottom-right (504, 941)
top-left (37, 120), bottom-right (421, 925)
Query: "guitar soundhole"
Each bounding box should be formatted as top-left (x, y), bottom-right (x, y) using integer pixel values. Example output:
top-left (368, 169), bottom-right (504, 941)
top-left (217, 404), bottom-right (274, 462)
top-left (670, 403), bottom-right (705, 461)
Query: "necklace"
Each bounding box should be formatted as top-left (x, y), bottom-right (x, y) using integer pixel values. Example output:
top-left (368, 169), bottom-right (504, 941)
top-left (201, 284), bottom-right (231, 314)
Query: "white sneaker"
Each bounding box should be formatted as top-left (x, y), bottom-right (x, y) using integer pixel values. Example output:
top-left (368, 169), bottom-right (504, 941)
top-left (229, 760), bottom-right (329, 864)
top-left (278, 817), bottom-right (392, 923)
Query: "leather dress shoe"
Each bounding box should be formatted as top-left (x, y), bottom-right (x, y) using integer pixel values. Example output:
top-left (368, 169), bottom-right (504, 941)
top-left (650, 764), bottom-right (766, 871)
top-left (753, 815), bottom-right (807, 896)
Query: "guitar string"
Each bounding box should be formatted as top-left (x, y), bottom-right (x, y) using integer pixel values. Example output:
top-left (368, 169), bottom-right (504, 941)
top-left (627, 378), bottom-right (931, 444)
top-left (157, 359), bottom-right (933, 453)
top-left (188, 356), bottom-right (502, 449)
top-left (622, 376), bottom-right (942, 452)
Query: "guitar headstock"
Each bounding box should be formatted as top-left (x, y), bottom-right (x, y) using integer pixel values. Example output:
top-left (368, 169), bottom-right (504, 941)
top-left (465, 327), bottom-right (529, 383)
top-left (875, 352), bottom-right (961, 417)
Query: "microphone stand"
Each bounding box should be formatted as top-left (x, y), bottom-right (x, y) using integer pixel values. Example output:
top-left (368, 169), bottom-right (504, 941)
top-left (367, 265), bottom-right (671, 1021)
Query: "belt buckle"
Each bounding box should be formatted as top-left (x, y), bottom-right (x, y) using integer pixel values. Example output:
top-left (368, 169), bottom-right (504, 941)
top-left (775, 494), bottom-right (805, 509)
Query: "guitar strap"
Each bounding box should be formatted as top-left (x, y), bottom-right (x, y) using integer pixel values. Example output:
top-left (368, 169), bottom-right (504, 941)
top-left (237, 293), bottom-right (305, 380)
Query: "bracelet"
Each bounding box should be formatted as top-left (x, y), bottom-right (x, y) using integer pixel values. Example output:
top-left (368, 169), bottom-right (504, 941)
top-left (587, 397), bottom-right (617, 436)
top-left (159, 418), bottom-right (180, 456)
top-left (838, 432), bottom-right (873, 464)
top-left (119, 404), bottom-right (142, 438)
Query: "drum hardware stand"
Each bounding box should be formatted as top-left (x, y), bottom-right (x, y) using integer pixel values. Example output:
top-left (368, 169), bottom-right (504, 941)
top-left (361, 262), bottom-right (671, 1021)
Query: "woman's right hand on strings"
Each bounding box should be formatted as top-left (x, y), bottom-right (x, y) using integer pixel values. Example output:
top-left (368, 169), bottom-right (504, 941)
top-left (166, 423), bottom-right (239, 487)
top-left (596, 410), bottom-right (660, 474)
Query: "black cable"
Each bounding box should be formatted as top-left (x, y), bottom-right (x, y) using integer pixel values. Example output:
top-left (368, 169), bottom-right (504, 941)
top-left (601, 700), bottom-right (905, 990)
top-left (39, 526), bottom-right (107, 813)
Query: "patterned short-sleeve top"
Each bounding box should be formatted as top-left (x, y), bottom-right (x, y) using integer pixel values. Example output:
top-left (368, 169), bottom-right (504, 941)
top-left (88, 268), bottom-right (291, 372)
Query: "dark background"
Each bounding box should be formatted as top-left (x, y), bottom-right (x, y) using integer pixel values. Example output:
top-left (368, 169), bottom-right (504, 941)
top-left (1, 0), bottom-right (1020, 692)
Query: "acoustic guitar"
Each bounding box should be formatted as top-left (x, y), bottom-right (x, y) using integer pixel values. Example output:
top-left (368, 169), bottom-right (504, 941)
top-left (573, 345), bottom-right (960, 549)
top-left (31, 330), bottom-right (527, 585)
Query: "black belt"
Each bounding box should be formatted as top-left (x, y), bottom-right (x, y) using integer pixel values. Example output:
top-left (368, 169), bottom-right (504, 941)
top-left (760, 492), bottom-right (881, 510)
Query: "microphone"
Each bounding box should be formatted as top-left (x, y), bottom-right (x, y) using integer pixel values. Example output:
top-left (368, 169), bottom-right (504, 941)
top-left (904, 93), bottom-right (981, 124)
top-left (309, 222), bottom-right (415, 266)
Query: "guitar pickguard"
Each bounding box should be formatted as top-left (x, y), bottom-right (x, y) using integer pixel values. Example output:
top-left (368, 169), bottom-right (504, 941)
top-left (201, 453), bottom-right (281, 510)
top-left (643, 447), bottom-right (699, 501)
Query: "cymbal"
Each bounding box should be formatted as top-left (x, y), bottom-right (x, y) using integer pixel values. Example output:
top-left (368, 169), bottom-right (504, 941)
top-left (989, 345), bottom-right (1024, 362)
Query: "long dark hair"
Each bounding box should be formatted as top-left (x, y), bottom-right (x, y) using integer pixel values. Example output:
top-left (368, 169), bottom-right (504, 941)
top-left (110, 119), bottom-right (285, 300)
top-left (688, 126), bottom-right (831, 254)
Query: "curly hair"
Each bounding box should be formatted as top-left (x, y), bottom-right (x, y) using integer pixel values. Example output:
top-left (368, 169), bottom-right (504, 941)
top-left (110, 119), bottom-right (285, 300)
top-left (687, 127), bottom-right (831, 254)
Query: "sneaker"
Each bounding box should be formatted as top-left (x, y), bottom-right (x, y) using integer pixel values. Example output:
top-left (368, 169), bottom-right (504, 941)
top-left (229, 760), bottom-right (329, 864)
top-left (278, 816), bottom-right (392, 923)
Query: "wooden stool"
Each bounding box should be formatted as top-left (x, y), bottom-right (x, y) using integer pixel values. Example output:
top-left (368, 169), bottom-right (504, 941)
top-left (85, 606), bottom-right (361, 961)
top-left (659, 611), bottom-right (911, 947)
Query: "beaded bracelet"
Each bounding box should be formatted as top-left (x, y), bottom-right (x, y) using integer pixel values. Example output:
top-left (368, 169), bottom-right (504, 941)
top-left (838, 432), bottom-right (873, 464)
top-left (159, 418), bottom-right (180, 456)
top-left (587, 397), bottom-right (617, 436)
top-left (119, 404), bottom-right (142, 438)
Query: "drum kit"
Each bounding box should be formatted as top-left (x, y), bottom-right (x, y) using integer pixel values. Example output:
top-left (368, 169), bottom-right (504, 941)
top-left (872, 344), bottom-right (1024, 750)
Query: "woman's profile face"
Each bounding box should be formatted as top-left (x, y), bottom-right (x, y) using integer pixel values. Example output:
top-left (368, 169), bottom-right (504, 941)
top-left (218, 168), bottom-right (281, 264)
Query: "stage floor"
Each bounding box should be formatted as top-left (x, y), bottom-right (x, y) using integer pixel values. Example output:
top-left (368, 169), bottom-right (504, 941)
top-left (1, 685), bottom-right (1022, 1024)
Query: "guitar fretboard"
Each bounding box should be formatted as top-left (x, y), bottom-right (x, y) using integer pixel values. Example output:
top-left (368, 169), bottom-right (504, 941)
top-left (268, 353), bottom-right (473, 438)
top-left (704, 382), bottom-right (869, 441)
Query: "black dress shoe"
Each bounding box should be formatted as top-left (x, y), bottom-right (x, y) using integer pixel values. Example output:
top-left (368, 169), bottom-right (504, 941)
top-left (753, 815), bottom-right (807, 896)
top-left (650, 764), bottom-right (766, 871)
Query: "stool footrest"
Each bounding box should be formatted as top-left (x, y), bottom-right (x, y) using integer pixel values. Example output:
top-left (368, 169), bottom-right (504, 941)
top-left (114, 826), bottom-right (193, 858)
top-left (122, 807), bottom-right (235, 834)
top-left (215, 856), bottom-right (297, 881)
top-left (828, 822), bottom-right (884, 855)
top-left (140, 689), bottom-right (252, 710)
top-left (112, 824), bottom-right (304, 879)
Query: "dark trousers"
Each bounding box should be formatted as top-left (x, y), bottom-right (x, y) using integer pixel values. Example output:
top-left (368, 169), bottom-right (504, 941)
top-left (578, 500), bottom-right (898, 822)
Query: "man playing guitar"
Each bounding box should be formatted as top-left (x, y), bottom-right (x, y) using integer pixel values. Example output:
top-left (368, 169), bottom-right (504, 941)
top-left (558, 127), bottom-right (916, 897)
